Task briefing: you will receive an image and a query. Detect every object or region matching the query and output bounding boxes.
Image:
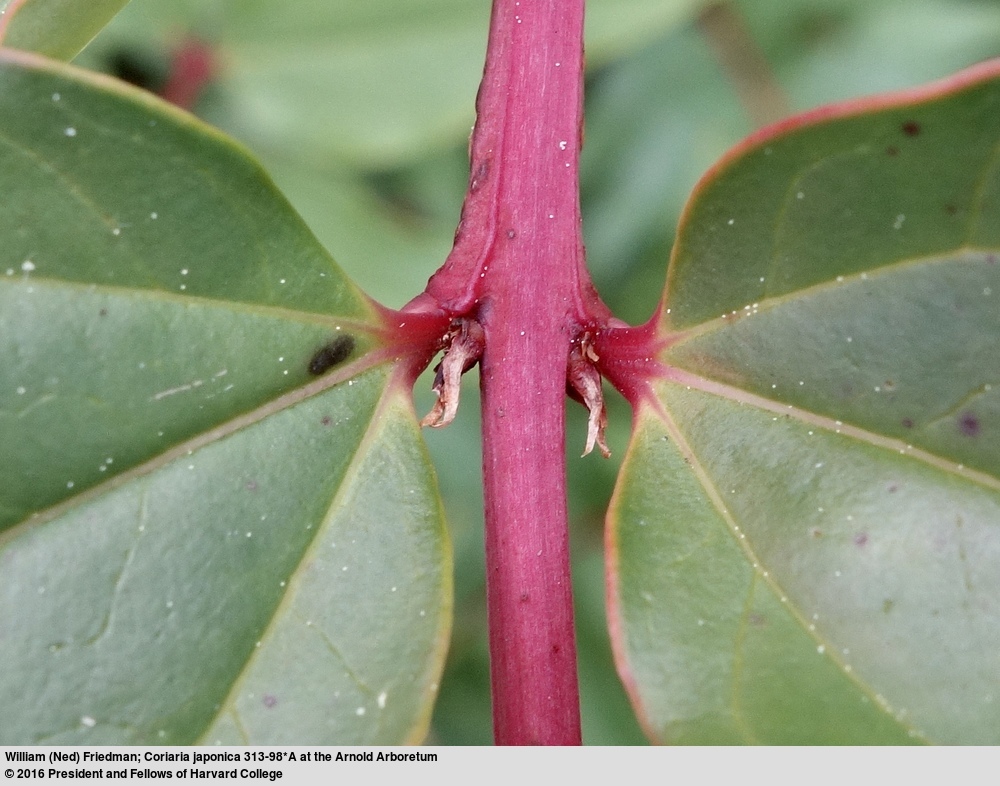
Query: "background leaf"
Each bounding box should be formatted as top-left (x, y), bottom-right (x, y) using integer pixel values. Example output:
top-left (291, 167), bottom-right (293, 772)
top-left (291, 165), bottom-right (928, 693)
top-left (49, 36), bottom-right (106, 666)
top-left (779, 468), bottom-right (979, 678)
top-left (73, 0), bottom-right (706, 169)
top-left (0, 52), bottom-right (450, 744)
top-left (0, 0), bottom-right (133, 60)
top-left (608, 63), bottom-right (1000, 744)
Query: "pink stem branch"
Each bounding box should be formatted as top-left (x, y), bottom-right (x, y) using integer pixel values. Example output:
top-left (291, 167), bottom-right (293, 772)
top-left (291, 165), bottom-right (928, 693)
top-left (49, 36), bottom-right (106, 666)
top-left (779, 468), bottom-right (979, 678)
top-left (404, 0), bottom-right (611, 744)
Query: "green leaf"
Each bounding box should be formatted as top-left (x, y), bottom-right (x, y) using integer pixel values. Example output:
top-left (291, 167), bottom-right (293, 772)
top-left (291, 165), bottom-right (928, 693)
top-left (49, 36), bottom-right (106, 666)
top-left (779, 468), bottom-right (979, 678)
top-left (0, 0), bottom-right (132, 60)
top-left (609, 63), bottom-right (1000, 744)
top-left (0, 52), bottom-right (451, 744)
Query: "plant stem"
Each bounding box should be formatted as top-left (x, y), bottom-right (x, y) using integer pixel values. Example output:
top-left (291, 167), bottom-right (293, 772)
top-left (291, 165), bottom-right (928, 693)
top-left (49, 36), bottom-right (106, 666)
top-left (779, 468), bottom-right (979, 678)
top-left (406, 0), bottom-right (610, 744)
top-left (475, 0), bottom-right (590, 746)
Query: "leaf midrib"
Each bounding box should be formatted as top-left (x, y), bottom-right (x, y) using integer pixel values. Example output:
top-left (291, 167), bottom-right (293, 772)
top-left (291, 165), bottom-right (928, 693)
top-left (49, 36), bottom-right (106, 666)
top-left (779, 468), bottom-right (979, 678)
top-left (0, 356), bottom-right (394, 549)
top-left (195, 375), bottom-right (400, 744)
top-left (638, 400), bottom-right (932, 743)
top-left (662, 243), bottom-right (998, 346)
top-left (0, 274), bottom-right (381, 330)
top-left (656, 368), bottom-right (1000, 492)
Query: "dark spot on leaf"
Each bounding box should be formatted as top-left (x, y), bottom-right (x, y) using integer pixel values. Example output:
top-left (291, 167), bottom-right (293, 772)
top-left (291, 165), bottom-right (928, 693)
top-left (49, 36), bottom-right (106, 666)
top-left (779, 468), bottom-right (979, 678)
top-left (262, 694), bottom-right (277, 708)
top-left (811, 528), bottom-right (823, 538)
top-left (748, 613), bottom-right (767, 627)
top-left (321, 416), bottom-right (332, 426)
top-left (901, 417), bottom-right (914, 428)
top-left (308, 335), bottom-right (355, 375)
top-left (882, 598), bottom-right (894, 614)
top-left (882, 379), bottom-right (895, 391)
top-left (887, 483), bottom-right (899, 494)
top-left (885, 145), bottom-right (898, 156)
top-left (959, 412), bottom-right (980, 437)
top-left (944, 204), bottom-right (958, 215)
top-left (901, 121), bottom-right (921, 137)
top-left (853, 532), bottom-right (868, 547)
top-left (98, 308), bottom-right (108, 317)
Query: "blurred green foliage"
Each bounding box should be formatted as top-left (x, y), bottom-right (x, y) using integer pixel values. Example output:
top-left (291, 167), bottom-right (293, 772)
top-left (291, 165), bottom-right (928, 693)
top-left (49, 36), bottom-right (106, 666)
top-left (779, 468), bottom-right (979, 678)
top-left (76, 0), bottom-right (999, 744)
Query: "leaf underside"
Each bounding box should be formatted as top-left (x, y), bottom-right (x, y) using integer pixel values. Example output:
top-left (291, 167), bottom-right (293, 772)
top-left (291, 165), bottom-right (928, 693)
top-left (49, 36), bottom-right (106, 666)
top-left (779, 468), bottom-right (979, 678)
top-left (0, 52), bottom-right (451, 745)
top-left (609, 64), bottom-right (1000, 744)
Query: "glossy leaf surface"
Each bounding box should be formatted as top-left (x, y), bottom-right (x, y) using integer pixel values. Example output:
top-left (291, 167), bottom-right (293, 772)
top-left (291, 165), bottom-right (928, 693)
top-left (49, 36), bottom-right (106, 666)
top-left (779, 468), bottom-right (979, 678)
top-left (609, 62), bottom-right (1000, 744)
top-left (0, 0), bottom-right (132, 59)
top-left (0, 52), bottom-right (451, 744)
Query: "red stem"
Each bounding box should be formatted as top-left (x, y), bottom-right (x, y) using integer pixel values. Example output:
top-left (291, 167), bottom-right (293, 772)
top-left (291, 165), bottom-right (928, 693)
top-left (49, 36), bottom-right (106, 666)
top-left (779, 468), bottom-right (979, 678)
top-left (475, 0), bottom-right (594, 745)
top-left (403, 0), bottom-right (610, 744)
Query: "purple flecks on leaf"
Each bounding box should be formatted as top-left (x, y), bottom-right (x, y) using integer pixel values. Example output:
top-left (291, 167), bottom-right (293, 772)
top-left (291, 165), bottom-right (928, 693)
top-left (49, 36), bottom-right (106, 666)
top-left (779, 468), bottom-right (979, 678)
top-left (959, 412), bottom-right (980, 437)
top-left (263, 694), bottom-right (277, 708)
top-left (853, 533), bottom-right (869, 547)
top-left (901, 120), bottom-right (921, 136)
top-left (901, 417), bottom-right (915, 428)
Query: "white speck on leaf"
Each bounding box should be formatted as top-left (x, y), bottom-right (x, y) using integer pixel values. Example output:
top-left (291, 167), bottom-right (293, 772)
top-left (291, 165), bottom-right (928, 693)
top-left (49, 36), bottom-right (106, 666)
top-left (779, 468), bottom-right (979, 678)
top-left (21, 260), bottom-right (35, 272)
top-left (893, 214), bottom-right (905, 229)
top-left (64, 127), bottom-right (77, 137)
top-left (377, 692), bottom-right (387, 709)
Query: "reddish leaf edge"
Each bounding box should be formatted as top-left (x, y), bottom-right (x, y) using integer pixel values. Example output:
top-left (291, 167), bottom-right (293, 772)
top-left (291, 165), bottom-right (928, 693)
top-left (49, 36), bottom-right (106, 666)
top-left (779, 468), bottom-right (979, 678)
top-left (601, 58), bottom-right (1000, 746)
top-left (594, 57), bottom-right (1000, 413)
